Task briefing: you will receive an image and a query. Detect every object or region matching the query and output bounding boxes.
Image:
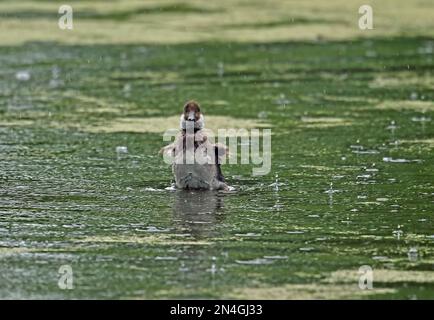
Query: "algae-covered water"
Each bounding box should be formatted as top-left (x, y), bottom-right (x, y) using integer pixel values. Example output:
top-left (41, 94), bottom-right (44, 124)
top-left (0, 0), bottom-right (433, 299)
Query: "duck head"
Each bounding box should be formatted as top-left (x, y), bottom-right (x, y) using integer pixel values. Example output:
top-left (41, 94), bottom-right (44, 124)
top-left (180, 100), bottom-right (204, 131)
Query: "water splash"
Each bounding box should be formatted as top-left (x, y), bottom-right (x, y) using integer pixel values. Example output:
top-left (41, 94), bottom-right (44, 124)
top-left (235, 258), bottom-right (274, 265)
top-left (411, 115), bottom-right (431, 132)
top-left (217, 62), bottom-right (224, 77)
top-left (269, 173), bottom-right (284, 192)
top-left (383, 157), bottom-right (421, 163)
top-left (165, 183), bottom-right (177, 191)
top-left (324, 182), bottom-right (339, 205)
top-left (123, 83), bottom-right (131, 97)
top-left (207, 263), bottom-right (217, 275)
top-left (386, 120), bottom-right (398, 140)
top-left (116, 146), bottom-right (128, 160)
top-left (393, 225), bottom-right (404, 240)
top-left (408, 247), bottom-right (418, 262)
top-left (275, 93), bottom-right (290, 108)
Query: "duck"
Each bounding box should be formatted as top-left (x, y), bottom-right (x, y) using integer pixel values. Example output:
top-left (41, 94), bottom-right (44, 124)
top-left (160, 100), bottom-right (229, 190)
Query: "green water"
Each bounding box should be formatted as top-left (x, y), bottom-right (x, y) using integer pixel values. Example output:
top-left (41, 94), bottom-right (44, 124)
top-left (0, 38), bottom-right (433, 299)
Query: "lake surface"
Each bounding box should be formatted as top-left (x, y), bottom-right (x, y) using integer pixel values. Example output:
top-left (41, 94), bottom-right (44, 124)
top-left (0, 37), bottom-right (433, 299)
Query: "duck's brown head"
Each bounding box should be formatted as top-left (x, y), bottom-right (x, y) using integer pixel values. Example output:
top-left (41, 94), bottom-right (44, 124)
top-left (183, 100), bottom-right (201, 122)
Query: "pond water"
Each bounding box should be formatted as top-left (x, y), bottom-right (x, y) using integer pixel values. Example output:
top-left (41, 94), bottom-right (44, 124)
top-left (0, 38), bottom-right (433, 299)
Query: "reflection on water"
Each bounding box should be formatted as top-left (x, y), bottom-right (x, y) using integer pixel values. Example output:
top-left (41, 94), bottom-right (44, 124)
top-left (172, 190), bottom-right (225, 239)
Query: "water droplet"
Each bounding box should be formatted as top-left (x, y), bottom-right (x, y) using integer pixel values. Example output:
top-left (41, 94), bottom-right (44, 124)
top-left (15, 70), bottom-right (31, 81)
top-left (217, 62), bottom-right (224, 77)
top-left (410, 92), bottom-right (418, 100)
